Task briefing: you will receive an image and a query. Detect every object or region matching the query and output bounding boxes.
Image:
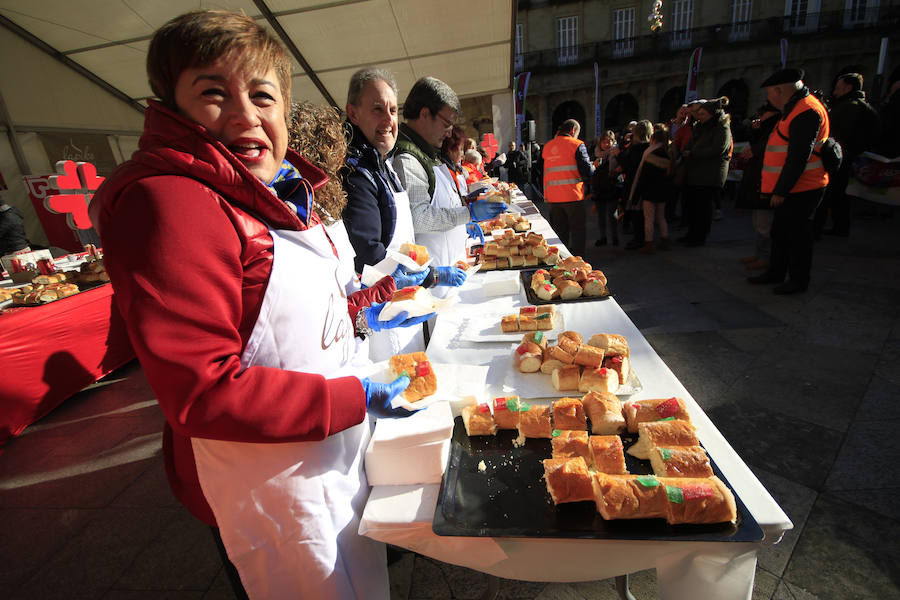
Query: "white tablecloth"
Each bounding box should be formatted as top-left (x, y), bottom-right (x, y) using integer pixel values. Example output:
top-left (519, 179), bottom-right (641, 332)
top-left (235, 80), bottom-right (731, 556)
top-left (359, 194), bottom-right (791, 599)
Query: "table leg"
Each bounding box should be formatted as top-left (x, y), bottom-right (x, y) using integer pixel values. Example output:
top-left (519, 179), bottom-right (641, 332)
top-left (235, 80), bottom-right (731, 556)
top-left (479, 574), bottom-right (500, 600)
top-left (616, 573), bottom-right (636, 600)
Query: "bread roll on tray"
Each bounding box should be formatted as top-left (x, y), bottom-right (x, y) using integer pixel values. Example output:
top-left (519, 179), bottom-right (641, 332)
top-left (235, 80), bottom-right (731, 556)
top-left (551, 397), bottom-right (586, 431)
top-left (543, 457), bottom-right (595, 504)
top-left (462, 403), bottom-right (496, 436)
top-left (515, 342), bottom-right (543, 373)
top-left (521, 330), bottom-right (548, 349)
top-left (627, 420), bottom-right (699, 460)
top-left (592, 473), bottom-right (669, 520)
top-left (557, 336), bottom-right (581, 356)
top-left (492, 396), bottom-right (520, 429)
top-left (578, 366), bottom-right (619, 394)
top-left (551, 365), bottom-right (581, 391)
top-left (662, 476), bottom-right (737, 524)
top-left (517, 403), bottom-right (552, 438)
top-left (623, 397), bottom-right (691, 433)
top-left (557, 280), bottom-right (583, 300)
top-left (603, 354), bottom-right (630, 385)
top-left (551, 430), bottom-right (590, 461)
top-left (649, 445), bottom-right (713, 478)
top-left (581, 391), bottom-right (626, 435)
top-left (588, 435), bottom-right (627, 474)
top-left (587, 333), bottom-right (630, 357)
top-left (573, 345), bottom-right (605, 368)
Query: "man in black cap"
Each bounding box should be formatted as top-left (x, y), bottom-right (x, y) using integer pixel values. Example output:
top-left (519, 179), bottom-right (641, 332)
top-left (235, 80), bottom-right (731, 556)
top-left (748, 67), bottom-right (831, 294)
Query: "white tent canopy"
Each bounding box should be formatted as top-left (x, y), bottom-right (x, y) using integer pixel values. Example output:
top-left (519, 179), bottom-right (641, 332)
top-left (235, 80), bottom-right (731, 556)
top-left (0, 0), bottom-right (513, 245)
top-left (0, 0), bottom-right (513, 118)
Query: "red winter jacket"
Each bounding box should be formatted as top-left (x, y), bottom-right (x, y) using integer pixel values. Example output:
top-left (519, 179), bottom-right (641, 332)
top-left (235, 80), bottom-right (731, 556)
top-left (90, 101), bottom-right (394, 526)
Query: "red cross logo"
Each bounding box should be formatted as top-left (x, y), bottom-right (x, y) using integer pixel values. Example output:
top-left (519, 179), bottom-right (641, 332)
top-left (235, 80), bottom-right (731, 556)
top-left (481, 133), bottom-right (499, 163)
top-left (47, 160), bottom-right (104, 230)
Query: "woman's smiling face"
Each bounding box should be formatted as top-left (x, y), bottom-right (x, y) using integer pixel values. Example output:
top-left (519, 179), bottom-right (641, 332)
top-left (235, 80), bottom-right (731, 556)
top-left (174, 59), bottom-right (288, 183)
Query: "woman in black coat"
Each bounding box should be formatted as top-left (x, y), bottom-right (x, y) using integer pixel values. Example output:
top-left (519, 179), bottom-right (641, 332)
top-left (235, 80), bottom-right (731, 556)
top-left (736, 103), bottom-right (780, 269)
top-left (680, 97), bottom-right (732, 247)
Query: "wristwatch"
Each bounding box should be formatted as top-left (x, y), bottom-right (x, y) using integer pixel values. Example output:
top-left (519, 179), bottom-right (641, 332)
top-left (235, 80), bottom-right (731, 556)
top-left (355, 308), bottom-right (374, 339)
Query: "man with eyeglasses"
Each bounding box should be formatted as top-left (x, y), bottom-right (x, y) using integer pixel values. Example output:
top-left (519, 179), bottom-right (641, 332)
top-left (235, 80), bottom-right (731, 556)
top-left (392, 76), bottom-right (506, 282)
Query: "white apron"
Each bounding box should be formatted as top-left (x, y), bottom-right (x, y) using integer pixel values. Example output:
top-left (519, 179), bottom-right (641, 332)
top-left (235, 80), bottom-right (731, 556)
top-left (367, 170), bottom-right (427, 360)
top-left (416, 164), bottom-right (469, 298)
top-left (191, 224), bottom-right (387, 600)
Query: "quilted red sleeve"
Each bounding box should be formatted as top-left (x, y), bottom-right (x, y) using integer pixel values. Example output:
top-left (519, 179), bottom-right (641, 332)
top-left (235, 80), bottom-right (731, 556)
top-left (99, 176), bottom-right (366, 443)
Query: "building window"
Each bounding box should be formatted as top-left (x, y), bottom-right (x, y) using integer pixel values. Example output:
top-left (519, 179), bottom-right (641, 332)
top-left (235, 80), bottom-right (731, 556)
top-left (515, 23), bottom-right (524, 71)
top-left (729, 0), bottom-right (752, 41)
top-left (613, 7), bottom-right (635, 58)
top-left (670, 0), bottom-right (694, 49)
top-left (556, 16), bottom-right (578, 65)
top-left (786, 0), bottom-right (820, 33)
top-left (844, 0), bottom-right (878, 26)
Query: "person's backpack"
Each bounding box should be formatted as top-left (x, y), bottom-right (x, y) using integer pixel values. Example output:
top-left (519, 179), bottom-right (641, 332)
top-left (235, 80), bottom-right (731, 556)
top-left (776, 127), bottom-right (843, 177)
top-left (813, 137), bottom-right (843, 177)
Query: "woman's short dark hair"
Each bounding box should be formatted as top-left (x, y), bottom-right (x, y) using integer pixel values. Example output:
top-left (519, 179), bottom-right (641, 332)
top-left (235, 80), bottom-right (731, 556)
top-left (441, 125), bottom-right (467, 154)
top-left (147, 10), bottom-right (292, 115)
top-left (402, 76), bottom-right (461, 120)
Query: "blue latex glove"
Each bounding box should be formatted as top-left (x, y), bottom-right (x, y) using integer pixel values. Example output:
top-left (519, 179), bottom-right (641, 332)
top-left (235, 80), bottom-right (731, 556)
top-left (433, 266), bottom-right (467, 287)
top-left (390, 264), bottom-right (430, 289)
top-left (361, 376), bottom-right (414, 419)
top-left (469, 199), bottom-right (508, 221)
top-left (365, 302), bottom-right (435, 332)
top-left (466, 221), bottom-right (485, 244)
top-left (466, 186), bottom-right (489, 201)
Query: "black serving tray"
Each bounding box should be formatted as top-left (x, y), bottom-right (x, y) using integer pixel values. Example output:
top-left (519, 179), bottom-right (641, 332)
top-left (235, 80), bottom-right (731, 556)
top-left (433, 416), bottom-right (764, 542)
top-left (521, 269), bottom-right (612, 305)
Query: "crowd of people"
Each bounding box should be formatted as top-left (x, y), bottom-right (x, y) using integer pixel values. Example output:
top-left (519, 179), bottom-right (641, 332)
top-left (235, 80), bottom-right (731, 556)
top-left (531, 66), bottom-right (896, 295)
top-left (5, 7), bottom-right (893, 600)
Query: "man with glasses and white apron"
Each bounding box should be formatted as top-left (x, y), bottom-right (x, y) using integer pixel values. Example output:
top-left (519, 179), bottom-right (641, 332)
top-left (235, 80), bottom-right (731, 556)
top-left (392, 77), bottom-right (507, 300)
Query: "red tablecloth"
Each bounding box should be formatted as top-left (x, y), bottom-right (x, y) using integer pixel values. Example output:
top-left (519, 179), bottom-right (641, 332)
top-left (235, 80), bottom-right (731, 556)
top-left (0, 284), bottom-right (135, 450)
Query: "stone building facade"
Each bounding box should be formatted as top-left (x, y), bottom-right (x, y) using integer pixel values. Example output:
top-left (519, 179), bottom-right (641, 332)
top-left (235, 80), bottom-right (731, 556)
top-left (510, 0), bottom-right (898, 143)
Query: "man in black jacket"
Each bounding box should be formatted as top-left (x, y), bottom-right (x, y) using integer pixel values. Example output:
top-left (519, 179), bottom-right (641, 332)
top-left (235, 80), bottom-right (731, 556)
top-left (340, 68), bottom-right (410, 274)
top-left (0, 200), bottom-right (30, 256)
top-left (816, 72), bottom-right (880, 237)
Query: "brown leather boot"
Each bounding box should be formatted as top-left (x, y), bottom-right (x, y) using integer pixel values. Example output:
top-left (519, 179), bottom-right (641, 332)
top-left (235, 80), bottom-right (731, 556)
top-left (640, 242), bottom-right (654, 254)
top-left (659, 237), bottom-right (671, 250)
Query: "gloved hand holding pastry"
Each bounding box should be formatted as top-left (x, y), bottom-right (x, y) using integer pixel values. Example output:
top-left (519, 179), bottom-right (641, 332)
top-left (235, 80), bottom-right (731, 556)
top-left (469, 199), bottom-right (508, 221)
top-left (390, 264), bottom-right (430, 289)
top-left (364, 301), bottom-right (434, 331)
top-left (360, 376), bottom-right (414, 418)
top-left (432, 266), bottom-right (467, 287)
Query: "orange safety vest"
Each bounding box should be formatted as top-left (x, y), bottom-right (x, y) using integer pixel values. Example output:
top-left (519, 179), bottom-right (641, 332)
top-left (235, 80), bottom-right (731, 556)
top-left (542, 134), bottom-right (585, 203)
top-left (761, 94), bottom-right (830, 194)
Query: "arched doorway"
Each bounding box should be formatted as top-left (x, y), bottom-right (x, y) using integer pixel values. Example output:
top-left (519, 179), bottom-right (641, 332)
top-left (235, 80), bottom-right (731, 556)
top-left (659, 86), bottom-right (685, 123)
top-left (603, 93), bottom-right (639, 135)
top-left (551, 101), bottom-right (587, 140)
top-left (716, 79), bottom-right (750, 122)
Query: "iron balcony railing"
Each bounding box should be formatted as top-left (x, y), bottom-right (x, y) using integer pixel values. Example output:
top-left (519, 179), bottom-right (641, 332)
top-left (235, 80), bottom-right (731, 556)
top-left (516, 7), bottom-right (899, 70)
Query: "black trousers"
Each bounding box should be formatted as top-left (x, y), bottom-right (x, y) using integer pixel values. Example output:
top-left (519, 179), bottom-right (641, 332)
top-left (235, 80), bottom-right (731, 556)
top-left (211, 527), bottom-right (250, 600)
top-left (815, 162), bottom-right (853, 235)
top-left (549, 200), bottom-right (586, 256)
top-left (767, 188), bottom-right (826, 286)
top-left (684, 185), bottom-right (720, 244)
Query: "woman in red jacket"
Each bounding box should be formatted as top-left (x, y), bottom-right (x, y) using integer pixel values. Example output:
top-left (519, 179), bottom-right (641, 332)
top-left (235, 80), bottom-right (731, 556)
top-left (89, 10), bottom-right (427, 600)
